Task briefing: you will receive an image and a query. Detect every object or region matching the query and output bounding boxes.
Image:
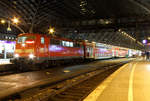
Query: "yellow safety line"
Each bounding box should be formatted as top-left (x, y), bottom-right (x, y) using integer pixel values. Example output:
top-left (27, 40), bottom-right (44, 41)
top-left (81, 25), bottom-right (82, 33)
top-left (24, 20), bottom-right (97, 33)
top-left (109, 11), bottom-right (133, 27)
top-left (128, 63), bottom-right (137, 101)
top-left (83, 63), bottom-right (129, 101)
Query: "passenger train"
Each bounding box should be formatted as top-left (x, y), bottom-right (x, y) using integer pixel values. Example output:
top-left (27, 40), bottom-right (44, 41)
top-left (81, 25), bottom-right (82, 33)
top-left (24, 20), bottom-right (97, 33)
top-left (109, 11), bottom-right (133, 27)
top-left (11, 33), bottom-right (141, 69)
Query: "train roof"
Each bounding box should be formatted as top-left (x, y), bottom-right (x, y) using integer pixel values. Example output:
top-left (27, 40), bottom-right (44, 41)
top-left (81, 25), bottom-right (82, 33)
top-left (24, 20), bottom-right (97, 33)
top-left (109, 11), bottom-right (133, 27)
top-left (18, 33), bottom-right (82, 43)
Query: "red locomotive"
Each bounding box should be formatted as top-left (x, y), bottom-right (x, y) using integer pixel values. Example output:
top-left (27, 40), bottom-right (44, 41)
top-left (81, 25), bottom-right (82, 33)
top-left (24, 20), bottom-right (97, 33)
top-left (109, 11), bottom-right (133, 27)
top-left (12, 33), bottom-right (141, 70)
top-left (13, 33), bottom-right (85, 68)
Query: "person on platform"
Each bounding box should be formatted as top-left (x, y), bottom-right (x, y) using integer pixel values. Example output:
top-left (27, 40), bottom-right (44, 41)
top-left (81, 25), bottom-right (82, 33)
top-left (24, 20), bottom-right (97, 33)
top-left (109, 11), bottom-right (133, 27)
top-left (146, 51), bottom-right (150, 60)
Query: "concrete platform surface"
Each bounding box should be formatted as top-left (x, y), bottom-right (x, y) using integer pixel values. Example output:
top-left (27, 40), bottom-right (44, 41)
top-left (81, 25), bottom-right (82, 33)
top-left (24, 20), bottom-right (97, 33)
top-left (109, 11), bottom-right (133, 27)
top-left (0, 58), bottom-right (132, 99)
top-left (84, 60), bottom-right (150, 101)
top-left (0, 59), bottom-right (10, 64)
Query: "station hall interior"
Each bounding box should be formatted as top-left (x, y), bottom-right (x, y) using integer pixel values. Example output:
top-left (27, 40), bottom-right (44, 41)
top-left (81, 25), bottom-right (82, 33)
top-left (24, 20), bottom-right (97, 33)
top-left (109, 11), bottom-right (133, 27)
top-left (0, 0), bottom-right (150, 101)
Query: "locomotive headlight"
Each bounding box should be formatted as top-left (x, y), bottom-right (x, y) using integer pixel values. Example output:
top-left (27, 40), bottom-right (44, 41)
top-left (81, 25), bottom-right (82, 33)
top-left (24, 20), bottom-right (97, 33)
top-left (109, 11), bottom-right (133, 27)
top-left (29, 54), bottom-right (34, 59)
top-left (14, 54), bottom-right (19, 58)
top-left (22, 44), bottom-right (25, 47)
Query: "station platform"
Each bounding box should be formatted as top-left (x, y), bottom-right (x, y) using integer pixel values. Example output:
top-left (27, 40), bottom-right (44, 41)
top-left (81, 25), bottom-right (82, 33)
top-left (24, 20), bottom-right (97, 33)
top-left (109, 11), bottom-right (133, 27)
top-left (84, 59), bottom-right (150, 101)
top-left (0, 59), bottom-right (10, 64)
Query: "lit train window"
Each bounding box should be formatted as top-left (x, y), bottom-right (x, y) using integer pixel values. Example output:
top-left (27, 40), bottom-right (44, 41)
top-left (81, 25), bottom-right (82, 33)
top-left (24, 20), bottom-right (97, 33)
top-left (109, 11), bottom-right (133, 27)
top-left (62, 41), bottom-right (66, 46)
top-left (70, 42), bottom-right (73, 47)
top-left (66, 41), bottom-right (70, 47)
top-left (41, 37), bottom-right (44, 44)
top-left (61, 41), bottom-right (74, 47)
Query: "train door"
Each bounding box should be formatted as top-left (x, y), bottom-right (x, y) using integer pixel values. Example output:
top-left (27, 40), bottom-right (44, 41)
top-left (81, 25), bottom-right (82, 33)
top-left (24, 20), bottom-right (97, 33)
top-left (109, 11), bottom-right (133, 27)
top-left (86, 46), bottom-right (94, 58)
top-left (39, 36), bottom-right (45, 57)
top-left (114, 48), bottom-right (119, 57)
top-left (44, 37), bottom-right (49, 57)
top-left (84, 41), bottom-right (94, 59)
top-left (39, 36), bottom-right (49, 58)
top-left (112, 49), bottom-right (115, 57)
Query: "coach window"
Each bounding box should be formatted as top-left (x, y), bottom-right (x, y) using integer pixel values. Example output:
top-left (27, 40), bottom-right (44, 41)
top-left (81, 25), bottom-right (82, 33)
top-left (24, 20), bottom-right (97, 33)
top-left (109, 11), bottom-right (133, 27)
top-left (66, 41), bottom-right (70, 47)
top-left (62, 41), bottom-right (66, 46)
top-left (41, 37), bottom-right (44, 44)
top-left (70, 42), bottom-right (73, 47)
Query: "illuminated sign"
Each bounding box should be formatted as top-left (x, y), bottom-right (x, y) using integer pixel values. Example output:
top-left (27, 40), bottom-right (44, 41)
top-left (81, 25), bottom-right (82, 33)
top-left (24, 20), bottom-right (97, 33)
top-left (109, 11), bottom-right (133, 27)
top-left (142, 40), bottom-right (147, 44)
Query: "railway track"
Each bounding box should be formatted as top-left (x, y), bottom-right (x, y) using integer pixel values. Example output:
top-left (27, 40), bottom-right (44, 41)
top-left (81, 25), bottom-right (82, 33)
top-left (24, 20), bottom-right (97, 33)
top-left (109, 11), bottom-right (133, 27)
top-left (4, 62), bottom-right (126, 101)
top-left (0, 59), bottom-right (95, 76)
top-left (0, 64), bottom-right (17, 76)
top-left (48, 64), bottom-right (121, 101)
top-left (0, 57), bottom-right (122, 77)
top-left (0, 64), bottom-right (36, 76)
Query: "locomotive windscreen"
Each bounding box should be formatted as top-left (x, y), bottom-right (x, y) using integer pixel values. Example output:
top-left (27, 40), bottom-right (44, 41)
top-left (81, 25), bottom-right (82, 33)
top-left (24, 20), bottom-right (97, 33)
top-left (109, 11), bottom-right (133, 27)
top-left (17, 36), bottom-right (36, 43)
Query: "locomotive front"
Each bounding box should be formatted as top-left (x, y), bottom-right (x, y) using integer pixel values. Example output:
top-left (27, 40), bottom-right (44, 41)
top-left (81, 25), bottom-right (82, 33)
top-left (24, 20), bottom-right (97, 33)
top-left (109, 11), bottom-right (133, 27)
top-left (12, 33), bottom-right (37, 64)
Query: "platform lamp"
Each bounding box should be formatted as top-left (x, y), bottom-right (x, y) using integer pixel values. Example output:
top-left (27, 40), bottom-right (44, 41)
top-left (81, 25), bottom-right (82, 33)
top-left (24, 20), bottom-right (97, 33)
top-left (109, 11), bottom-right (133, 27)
top-left (1, 19), bottom-right (5, 24)
top-left (12, 17), bottom-right (19, 24)
top-left (7, 17), bottom-right (21, 32)
top-left (7, 21), bottom-right (11, 31)
top-left (5, 20), bottom-right (11, 59)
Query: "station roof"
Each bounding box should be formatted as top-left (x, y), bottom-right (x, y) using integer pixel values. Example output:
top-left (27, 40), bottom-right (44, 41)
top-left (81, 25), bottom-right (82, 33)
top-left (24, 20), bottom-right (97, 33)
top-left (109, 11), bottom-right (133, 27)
top-left (0, 0), bottom-right (149, 49)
